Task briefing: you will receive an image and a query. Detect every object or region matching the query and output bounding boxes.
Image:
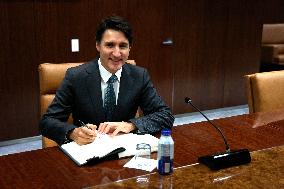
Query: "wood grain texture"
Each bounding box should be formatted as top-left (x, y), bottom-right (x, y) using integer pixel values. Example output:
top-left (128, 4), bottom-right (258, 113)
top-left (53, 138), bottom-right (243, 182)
top-left (1, 0), bottom-right (284, 141)
top-left (0, 109), bottom-right (283, 188)
top-left (126, 0), bottom-right (174, 109)
top-left (90, 146), bottom-right (284, 188)
top-left (222, 0), bottom-right (263, 107)
top-left (172, 0), bottom-right (263, 114)
top-left (0, 0), bottom-right (39, 140)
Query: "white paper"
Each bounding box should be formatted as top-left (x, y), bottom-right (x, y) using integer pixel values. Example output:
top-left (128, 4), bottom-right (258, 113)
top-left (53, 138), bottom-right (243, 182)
top-left (124, 156), bottom-right (157, 172)
top-left (60, 133), bottom-right (159, 165)
top-left (60, 133), bottom-right (114, 165)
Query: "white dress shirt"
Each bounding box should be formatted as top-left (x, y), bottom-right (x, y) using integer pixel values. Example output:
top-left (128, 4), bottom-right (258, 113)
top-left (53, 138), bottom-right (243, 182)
top-left (98, 58), bottom-right (122, 106)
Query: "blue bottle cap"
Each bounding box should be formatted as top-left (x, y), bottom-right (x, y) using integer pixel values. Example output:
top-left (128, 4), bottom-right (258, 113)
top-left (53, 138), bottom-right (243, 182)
top-left (161, 129), bottom-right (171, 136)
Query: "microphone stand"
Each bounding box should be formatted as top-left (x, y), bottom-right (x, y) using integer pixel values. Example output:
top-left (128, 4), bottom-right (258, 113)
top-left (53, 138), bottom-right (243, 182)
top-left (185, 97), bottom-right (251, 170)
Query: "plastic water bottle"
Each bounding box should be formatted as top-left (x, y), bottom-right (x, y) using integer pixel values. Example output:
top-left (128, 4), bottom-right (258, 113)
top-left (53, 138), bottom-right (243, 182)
top-left (157, 129), bottom-right (174, 175)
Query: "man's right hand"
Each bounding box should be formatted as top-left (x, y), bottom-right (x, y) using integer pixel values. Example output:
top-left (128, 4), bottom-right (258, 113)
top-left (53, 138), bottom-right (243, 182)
top-left (69, 124), bottom-right (97, 145)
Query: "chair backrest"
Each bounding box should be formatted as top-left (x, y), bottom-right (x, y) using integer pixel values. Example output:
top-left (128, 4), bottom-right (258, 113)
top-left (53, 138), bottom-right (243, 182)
top-left (261, 24), bottom-right (284, 65)
top-left (244, 70), bottom-right (284, 113)
top-left (262, 23), bottom-right (284, 44)
top-left (39, 60), bottom-right (136, 148)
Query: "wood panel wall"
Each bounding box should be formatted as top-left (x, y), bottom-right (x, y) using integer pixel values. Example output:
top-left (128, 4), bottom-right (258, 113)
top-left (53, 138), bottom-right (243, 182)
top-left (0, 1), bottom-right (39, 141)
top-left (1, 0), bottom-right (284, 141)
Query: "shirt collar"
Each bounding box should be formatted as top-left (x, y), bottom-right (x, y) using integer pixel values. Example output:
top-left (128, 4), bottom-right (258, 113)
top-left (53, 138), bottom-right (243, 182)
top-left (98, 58), bottom-right (122, 83)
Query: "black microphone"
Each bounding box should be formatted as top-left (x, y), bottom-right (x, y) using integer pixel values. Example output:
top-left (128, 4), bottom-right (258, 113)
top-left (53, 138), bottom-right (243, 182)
top-left (185, 97), bottom-right (251, 170)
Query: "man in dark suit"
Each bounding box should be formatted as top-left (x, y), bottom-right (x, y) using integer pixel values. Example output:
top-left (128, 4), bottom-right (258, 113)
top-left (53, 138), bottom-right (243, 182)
top-left (39, 16), bottom-right (174, 146)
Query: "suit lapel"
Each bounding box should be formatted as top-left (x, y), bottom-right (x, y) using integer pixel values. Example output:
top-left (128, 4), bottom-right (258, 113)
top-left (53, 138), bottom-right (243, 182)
top-left (114, 64), bottom-right (134, 119)
top-left (85, 60), bottom-right (105, 122)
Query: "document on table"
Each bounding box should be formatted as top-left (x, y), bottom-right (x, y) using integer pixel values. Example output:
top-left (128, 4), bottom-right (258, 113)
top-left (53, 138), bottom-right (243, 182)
top-left (60, 133), bottom-right (159, 166)
top-left (124, 156), bottom-right (158, 172)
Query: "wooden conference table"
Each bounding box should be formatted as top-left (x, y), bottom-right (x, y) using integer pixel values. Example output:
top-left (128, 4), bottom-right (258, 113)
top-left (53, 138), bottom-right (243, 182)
top-left (0, 109), bottom-right (284, 188)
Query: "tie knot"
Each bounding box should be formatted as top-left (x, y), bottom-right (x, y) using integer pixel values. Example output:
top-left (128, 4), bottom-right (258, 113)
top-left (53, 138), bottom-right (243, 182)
top-left (108, 75), bottom-right (117, 84)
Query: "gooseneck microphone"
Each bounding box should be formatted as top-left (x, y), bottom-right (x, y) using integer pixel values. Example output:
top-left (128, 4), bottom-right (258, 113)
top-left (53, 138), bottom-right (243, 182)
top-left (185, 97), bottom-right (251, 170)
top-left (185, 97), bottom-right (230, 152)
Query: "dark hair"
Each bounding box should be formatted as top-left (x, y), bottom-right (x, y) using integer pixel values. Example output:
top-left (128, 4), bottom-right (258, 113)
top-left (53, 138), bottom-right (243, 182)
top-left (96, 16), bottom-right (133, 46)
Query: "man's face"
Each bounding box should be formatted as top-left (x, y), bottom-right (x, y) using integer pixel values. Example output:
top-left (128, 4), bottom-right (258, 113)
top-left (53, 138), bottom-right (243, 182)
top-left (96, 29), bottom-right (130, 74)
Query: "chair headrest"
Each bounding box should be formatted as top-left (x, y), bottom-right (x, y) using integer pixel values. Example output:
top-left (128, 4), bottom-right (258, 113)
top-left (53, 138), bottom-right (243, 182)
top-left (39, 63), bottom-right (84, 95)
top-left (262, 24), bottom-right (284, 44)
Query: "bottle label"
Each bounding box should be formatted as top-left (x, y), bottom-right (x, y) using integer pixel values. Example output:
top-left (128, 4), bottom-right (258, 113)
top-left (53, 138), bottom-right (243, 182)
top-left (158, 156), bottom-right (173, 175)
top-left (164, 162), bottom-right (170, 173)
top-left (157, 136), bottom-right (174, 175)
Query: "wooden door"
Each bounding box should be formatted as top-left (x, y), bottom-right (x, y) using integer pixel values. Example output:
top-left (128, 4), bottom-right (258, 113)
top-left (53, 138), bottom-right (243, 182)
top-left (127, 0), bottom-right (174, 109)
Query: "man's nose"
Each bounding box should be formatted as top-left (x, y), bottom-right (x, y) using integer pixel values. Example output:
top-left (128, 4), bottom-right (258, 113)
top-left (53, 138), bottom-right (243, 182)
top-left (112, 46), bottom-right (121, 57)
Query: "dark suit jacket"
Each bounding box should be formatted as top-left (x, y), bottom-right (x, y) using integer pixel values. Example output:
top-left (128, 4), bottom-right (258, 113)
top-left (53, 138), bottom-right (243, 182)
top-left (39, 59), bottom-right (174, 145)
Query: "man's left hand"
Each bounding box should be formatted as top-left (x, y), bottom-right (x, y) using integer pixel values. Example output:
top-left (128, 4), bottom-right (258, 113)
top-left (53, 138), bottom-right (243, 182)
top-left (98, 121), bottom-right (136, 136)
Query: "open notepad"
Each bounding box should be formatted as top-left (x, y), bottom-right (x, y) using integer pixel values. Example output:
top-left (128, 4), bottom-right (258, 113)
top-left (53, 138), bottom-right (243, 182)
top-left (60, 133), bottom-right (159, 166)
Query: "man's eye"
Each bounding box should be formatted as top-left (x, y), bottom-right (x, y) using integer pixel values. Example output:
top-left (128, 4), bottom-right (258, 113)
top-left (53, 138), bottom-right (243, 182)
top-left (105, 43), bottom-right (114, 48)
top-left (120, 44), bottom-right (129, 49)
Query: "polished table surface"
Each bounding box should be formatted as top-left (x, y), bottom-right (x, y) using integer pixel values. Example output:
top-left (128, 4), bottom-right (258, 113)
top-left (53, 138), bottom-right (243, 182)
top-left (89, 145), bottom-right (284, 189)
top-left (1, 109), bottom-right (284, 188)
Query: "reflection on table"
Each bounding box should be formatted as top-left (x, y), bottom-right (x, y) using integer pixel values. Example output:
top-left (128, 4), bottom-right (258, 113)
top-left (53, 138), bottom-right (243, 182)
top-left (0, 108), bottom-right (284, 188)
top-left (89, 145), bottom-right (284, 188)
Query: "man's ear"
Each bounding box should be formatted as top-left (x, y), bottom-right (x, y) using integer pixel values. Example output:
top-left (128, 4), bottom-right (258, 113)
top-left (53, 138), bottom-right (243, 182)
top-left (96, 42), bottom-right (100, 52)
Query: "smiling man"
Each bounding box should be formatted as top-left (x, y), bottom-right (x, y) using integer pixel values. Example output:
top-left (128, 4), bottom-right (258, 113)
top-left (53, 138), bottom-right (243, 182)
top-left (39, 16), bottom-right (174, 146)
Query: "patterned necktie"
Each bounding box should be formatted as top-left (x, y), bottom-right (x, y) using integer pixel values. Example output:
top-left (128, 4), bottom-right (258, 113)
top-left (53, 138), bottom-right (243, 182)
top-left (104, 74), bottom-right (118, 121)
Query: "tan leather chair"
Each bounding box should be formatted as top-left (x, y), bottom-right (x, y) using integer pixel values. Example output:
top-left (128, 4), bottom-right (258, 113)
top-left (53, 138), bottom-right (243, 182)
top-left (261, 24), bottom-right (284, 65)
top-left (244, 70), bottom-right (284, 113)
top-left (39, 60), bottom-right (136, 148)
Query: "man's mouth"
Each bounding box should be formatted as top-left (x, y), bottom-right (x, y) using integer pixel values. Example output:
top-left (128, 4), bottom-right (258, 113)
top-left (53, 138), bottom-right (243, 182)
top-left (110, 59), bottom-right (122, 63)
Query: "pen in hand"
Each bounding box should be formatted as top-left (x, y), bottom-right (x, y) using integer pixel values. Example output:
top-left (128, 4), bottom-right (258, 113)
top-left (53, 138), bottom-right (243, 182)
top-left (72, 120), bottom-right (97, 145)
top-left (78, 120), bottom-right (97, 132)
top-left (78, 119), bottom-right (87, 127)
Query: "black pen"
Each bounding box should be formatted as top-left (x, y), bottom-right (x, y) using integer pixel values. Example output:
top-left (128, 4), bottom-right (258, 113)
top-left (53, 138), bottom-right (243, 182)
top-left (78, 119), bottom-right (86, 127)
top-left (78, 120), bottom-right (91, 129)
top-left (78, 120), bottom-right (97, 133)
